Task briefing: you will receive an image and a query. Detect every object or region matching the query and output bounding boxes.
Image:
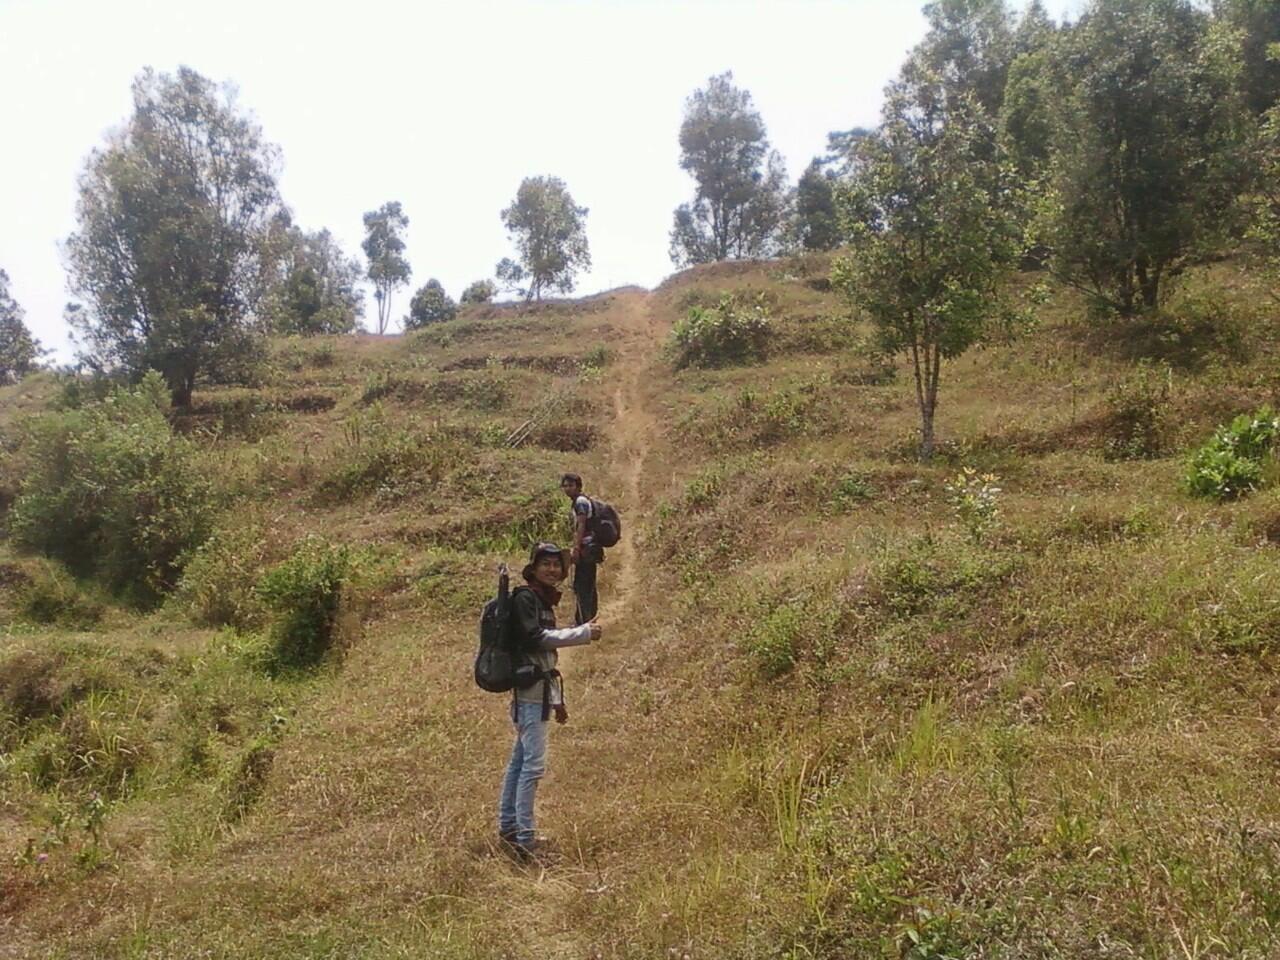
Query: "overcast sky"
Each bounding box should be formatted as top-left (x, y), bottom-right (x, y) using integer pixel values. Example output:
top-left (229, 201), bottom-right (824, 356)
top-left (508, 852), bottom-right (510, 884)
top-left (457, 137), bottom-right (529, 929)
top-left (0, 0), bottom-right (1085, 361)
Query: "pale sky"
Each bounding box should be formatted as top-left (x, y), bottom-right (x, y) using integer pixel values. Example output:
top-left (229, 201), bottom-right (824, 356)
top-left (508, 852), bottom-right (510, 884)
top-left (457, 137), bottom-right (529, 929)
top-left (0, 0), bottom-right (1084, 361)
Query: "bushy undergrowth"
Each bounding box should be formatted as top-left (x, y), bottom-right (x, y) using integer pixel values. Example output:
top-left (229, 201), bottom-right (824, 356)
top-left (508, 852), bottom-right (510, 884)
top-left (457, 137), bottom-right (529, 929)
top-left (1185, 407), bottom-right (1280, 500)
top-left (256, 537), bottom-right (352, 670)
top-left (670, 292), bottom-right (772, 369)
top-left (8, 372), bottom-right (217, 605)
top-left (317, 405), bottom-right (460, 504)
top-left (176, 514), bottom-right (275, 629)
top-left (1101, 361), bottom-right (1172, 460)
top-left (16, 559), bottom-right (105, 628)
top-left (679, 378), bottom-right (837, 451)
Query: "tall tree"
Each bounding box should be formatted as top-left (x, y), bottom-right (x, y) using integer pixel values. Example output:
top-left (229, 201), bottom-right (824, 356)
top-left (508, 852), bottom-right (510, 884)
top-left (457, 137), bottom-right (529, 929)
top-left (1248, 103), bottom-right (1280, 283)
top-left (1038, 0), bottom-right (1248, 315)
top-left (833, 74), bottom-right (1026, 460)
top-left (904, 0), bottom-right (1016, 117)
top-left (792, 159), bottom-right (840, 252)
top-left (64, 66), bottom-right (282, 407)
top-left (260, 216), bottom-right (363, 335)
top-left (669, 72), bottom-right (789, 266)
top-left (362, 201), bottom-right (411, 334)
top-left (999, 1), bottom-right (1060, 179)
top-left (498, 176), bottom-right (591, 301)
top-left (0, 269), bottom-right (44, 383)
top-left (1214, 0), bottom-right (1280, 115)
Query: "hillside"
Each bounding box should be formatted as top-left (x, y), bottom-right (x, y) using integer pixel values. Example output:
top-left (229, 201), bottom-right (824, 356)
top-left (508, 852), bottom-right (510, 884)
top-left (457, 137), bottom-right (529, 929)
top-left (3, 257), bottom-right (1280, 959)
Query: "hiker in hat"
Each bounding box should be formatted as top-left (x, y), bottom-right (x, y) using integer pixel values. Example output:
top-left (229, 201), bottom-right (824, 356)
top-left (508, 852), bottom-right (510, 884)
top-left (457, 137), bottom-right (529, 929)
top-left (498, 541), bottom-right (603, 860)
top-left (561, 472), bottom-right (602, 625)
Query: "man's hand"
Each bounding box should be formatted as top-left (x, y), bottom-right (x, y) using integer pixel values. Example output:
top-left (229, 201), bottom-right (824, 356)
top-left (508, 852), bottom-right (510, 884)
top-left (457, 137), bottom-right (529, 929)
top-left (554, 704), bottom-right (569, 725)
top-left (587, 617), bottom-right (603, 642)
top-left (570, 547), bottom-right (581, 564)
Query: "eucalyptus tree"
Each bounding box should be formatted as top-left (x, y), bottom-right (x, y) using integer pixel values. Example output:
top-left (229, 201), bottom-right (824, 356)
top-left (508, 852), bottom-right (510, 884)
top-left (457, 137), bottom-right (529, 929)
top-left (362, 201), bottom-right (411, 333)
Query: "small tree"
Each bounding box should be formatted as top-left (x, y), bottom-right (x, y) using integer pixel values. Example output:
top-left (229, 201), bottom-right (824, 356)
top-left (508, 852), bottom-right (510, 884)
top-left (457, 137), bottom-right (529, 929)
top-left (1037, 0), bottom-right (1247, 315)
top-left (0, 269), bottom-right (44, 383)
top-left (405, 279), bottom-right (457, 328)
top-left (64, 66), bottom-right (282, 407)
top-left (833, 78), bottom-right (1026, 460)
top-left (669, 72), bottom-right (789, 266)
top-left (460, 279), bottom-right (497, 304)
top-left (260, 217), bottom-right (363, 335)
top-left (362, 201), bottom-right (411, 333)
top-left (499, 176), bottom-right (591, 301)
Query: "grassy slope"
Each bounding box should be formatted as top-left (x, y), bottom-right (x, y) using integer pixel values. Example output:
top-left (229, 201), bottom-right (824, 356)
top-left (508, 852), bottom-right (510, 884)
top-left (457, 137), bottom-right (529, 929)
top-left (3, 260), bottom-right (1280, 958)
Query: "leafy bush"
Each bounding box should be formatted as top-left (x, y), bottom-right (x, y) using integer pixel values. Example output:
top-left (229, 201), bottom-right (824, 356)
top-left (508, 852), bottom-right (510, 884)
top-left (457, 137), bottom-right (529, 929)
top-left (460, 279), bottom-right (497, 304)
top-left (256, 537), bottom-right (352, 669)
top-left (404, 279), bottom-right (458, 328)
top-left (670, 292), bottom-right (771, 369)
top-left (1102, 362), bottom-right (1172, 460)
top-left (945, 468), bottom-right (1002, 543)
top-left (1185, 408), bottom-right (1280, 501)
top-left (742, 605), bottom-right (802, 678)
top-left (17, 560), bottom-right (105, 628)
top-left (317, 407), bottom-right (454, 504)
top-left (176, 517), bottom-right (273, 629)
top-left (830, 471), bottom-right (875, 513)
top-left (8, 372), bottom-right (217, 605)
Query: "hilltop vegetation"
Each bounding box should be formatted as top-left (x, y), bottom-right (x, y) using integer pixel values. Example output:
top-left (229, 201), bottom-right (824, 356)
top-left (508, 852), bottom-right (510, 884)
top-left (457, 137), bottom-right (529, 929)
top-left (3, 253), bottom-right (1280, 957)
top-left (2, 0), bottom-right (1280, 956)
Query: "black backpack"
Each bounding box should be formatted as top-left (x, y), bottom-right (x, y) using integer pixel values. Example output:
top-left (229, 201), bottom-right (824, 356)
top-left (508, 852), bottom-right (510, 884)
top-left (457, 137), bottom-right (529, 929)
top-left (589, 498), bottom-right (622, 548)
top-left (473, 566), bottom-right (544, 693)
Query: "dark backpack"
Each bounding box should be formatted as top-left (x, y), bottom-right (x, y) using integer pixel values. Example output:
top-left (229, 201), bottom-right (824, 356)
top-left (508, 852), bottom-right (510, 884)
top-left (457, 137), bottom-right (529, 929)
top-left (589, 498), bottom-right (622, 548)
top-left (473, 568), bottom-right (546, 693)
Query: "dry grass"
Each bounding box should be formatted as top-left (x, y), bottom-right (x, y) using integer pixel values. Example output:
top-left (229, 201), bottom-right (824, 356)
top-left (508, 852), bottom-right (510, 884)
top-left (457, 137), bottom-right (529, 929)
top-left (4, 263), bottom-right (1280, 958)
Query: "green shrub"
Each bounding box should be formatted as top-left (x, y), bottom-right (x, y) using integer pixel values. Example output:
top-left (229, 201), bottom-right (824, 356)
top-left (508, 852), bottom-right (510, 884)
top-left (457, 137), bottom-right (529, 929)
top-left (742, 605), bottom-right (802, 678)
top-left (830, 471), bottom-right (875, 512)
top-left (1102, 362), bottom-right (1172, 460)
top-left (871, 537), bottom-right (1017, 618)
top-left (8, 371), bottom-right (217, 605)
top-left (176, 517), bottom-right (273, 629)
top-left (256, 537), bottom-right (351, 669)
top-left (17, 560), bottom-right (105, 628)
top-left (1185, 408), bottom-right (1280, 501)
top-left (944, 468), bottom-right (1002, 543)
top-left (670, 292), bottom-right (771, 369)
top-left (460, 279), bottom-right (497, 304)
top-left (317, 407), bottom-right (453, 504)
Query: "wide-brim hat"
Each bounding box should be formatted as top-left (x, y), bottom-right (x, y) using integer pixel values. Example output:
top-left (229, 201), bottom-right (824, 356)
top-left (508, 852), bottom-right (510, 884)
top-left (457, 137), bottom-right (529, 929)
top-left (522, 541), bottom-right (571, 582)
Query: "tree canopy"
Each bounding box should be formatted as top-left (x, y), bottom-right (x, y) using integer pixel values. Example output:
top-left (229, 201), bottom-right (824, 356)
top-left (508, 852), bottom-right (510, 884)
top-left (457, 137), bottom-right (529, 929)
top-left (0, 269), bottom-right (44, 383)
top-left (64, 66), bottom-right (282, 407)
top-left (405, 279), bottom-right (457, 328)
top-left (669, 72), bottom-right (789, 266)
top-left (362, 201), bottom-right (411, 334)
top-left (498, 176), bottom-right (591, 301)
top-left (260, 216), bottom-right (363, 335)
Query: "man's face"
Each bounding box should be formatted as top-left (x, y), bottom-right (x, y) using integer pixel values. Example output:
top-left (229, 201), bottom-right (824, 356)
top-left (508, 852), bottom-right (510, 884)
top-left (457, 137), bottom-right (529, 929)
top-left (534, 555), bottom-right (565, 586)
top-left (560, 480), bottom-right (581, 499)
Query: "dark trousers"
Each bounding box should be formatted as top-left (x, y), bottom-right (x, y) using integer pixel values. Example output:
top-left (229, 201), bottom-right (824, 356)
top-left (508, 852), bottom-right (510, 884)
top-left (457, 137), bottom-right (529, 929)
top-left (573, 555), bottom-right (598, 625)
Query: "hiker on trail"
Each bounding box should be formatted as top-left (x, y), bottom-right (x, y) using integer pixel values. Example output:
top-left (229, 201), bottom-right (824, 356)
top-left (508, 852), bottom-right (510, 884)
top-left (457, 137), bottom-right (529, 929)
top-left (498, 542), bottom-right (603, 860)
top-left (561, 472), bottom-right (603, 625)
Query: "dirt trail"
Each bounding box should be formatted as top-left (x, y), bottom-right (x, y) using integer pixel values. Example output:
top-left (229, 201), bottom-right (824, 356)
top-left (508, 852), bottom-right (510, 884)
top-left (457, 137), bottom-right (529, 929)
top-left (598, 291), bottom-right (663, 615)
top-left (499, 288), bottom-right (671, 955)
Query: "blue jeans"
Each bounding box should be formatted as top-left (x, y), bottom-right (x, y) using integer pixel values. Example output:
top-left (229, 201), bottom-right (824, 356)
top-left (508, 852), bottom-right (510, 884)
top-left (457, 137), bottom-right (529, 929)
top-left (498, 701), bottom-right (549, 846)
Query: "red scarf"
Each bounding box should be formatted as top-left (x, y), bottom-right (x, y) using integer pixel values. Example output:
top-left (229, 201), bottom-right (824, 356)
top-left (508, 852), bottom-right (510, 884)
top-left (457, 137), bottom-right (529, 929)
top-left (525, 580), bottom-right (562, 609)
